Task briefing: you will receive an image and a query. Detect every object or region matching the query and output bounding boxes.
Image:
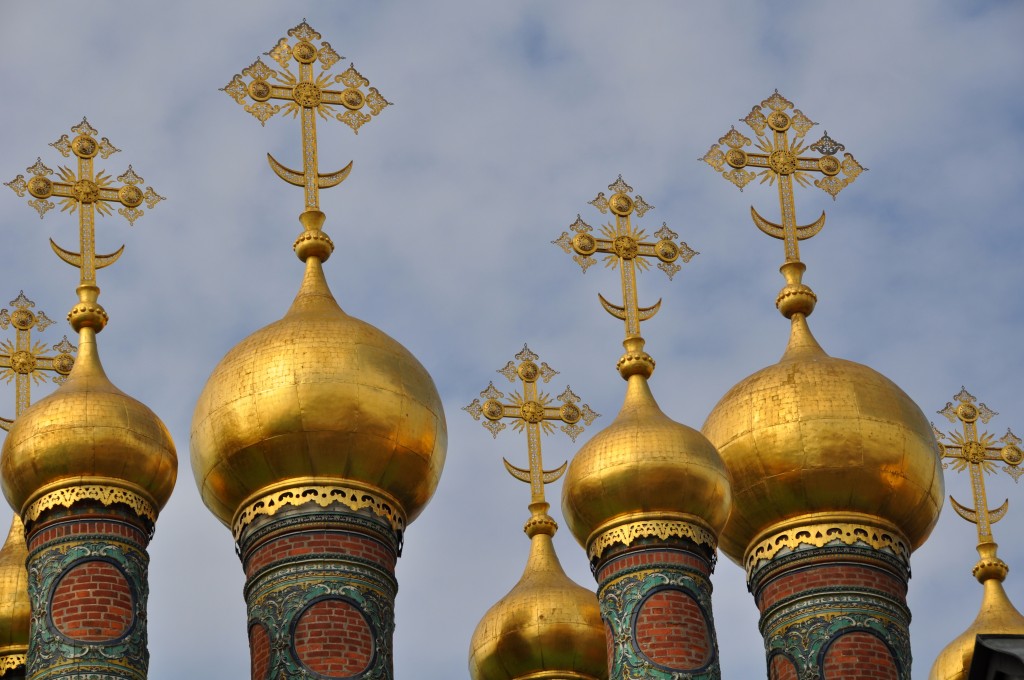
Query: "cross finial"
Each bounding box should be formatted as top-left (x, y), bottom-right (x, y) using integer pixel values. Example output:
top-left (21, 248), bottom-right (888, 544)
top-left (702, 91), bottom-right (866, 264)
top-left (463, 345), bottom-right (599, 527)
top-left (0, 291), bottom-right (77, 431)
top-left (5, 119), bottom-right (164, 332)
top-left (933, 387), bottom-right (1023, 546)
top-left (553, 176), bottom-right (696, 377)
top-left (223, 20), bottom-right (390, 222)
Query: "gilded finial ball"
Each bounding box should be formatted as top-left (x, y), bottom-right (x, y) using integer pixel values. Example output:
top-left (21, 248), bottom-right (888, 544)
top-left (67, 301), bottom-right (108, 333)
top-left (775, 282), bottom-right (817, 318)
top-left (293, 230), bottom-right (334, 262)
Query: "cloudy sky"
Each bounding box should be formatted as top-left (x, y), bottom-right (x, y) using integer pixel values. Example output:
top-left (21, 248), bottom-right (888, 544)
top-left (1, 2), bottom-right (1022, 678)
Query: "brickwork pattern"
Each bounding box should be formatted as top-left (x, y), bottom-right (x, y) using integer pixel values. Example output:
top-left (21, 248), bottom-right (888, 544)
top-left (769, 654), bottom-right (799, 680)
top-left (241, 505), bottom-right (399, 680)
top-left (24, 504), bottom-right (152, 680)
top-left (757, 562), bottom-right (906, 613)
top-left (51, 560), bottom-right (134, 642)
top-left (635, 589), bottom-right (710, 669)
top-left (596, 542), bottom-right (720, 680)
top-left (755, 545), bottom-right (911, 680)
top-left (293, 599), bottom-right (373, 677)
top-left (822, 631), bottom-right (898, 680)
top-left (249, 623), bottom-right (270, 680)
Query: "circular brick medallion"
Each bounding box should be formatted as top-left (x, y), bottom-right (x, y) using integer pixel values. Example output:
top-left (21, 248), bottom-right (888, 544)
top-left (293, 598), bottom-right (374, 678)
top-left (51, 559), bottom-right (134, 642)
top-left (634, 588), bottom-right (710, 670)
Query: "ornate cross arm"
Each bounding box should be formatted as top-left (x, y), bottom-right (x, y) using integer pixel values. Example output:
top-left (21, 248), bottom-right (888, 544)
top-left (553, 176), bottom-right (697, 339)
top-left (933, 387), bottom-right (1023, 544)
top-left (700, 91), bottom-right (865, 265)
top-left (463, 345), bottom-right (599, 506)
top-left (0, 292), bottom-right (77, 431)
top-left (5, 119), bottom-right (164, 289)
top-left (222, 20), bottom-right (390, 212)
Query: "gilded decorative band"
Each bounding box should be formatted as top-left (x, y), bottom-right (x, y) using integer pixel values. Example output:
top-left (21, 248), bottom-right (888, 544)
top-left (744, 520), bottom-right (910, 576)
top-left (0, 653), bottom-right (26, 674)
top-left (233, 484), bottom-right (407, 542)
top-left (24, 485), bottom-right (157, 524)
top-left (589, 517), bottom-right (717, 561)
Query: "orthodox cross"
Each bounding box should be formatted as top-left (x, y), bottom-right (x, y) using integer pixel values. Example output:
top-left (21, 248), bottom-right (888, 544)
top-left (223, 20), bottom-right (390, 212)
top-left (553, 176), bottom-right (697, 338)
top-left (701, 90), bottom-right (866, 264)
top-left (5, 118), bottom-right (164, 287)
top-left (464, 345), bottom-right (598, 505)
top-left (0, 292), bottom-right (76, 431)
top-left (933, 387), bottom-right (1023, 544)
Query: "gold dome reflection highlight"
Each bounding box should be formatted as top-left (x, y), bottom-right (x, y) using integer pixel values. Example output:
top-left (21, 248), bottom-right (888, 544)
top-left (0, 517), bottom-right (28, 672)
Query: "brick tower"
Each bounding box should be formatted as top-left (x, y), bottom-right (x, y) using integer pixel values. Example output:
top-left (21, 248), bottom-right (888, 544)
top-left (1, 119), bottom-right (176, 680)
top-left (700, 91), bottom-right (943, 679)
top-left (190, 21), bottom-right (447, 680)
top-left (555, 178), bottom-right (732, 679)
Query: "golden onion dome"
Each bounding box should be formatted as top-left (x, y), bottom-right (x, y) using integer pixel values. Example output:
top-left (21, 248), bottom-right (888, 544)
top-left (930, 543), bottom-right (1024, 680)
top-left (469, 509), bottom-right (607, 680)
top-left (701, 311), bottom-right (943, 563)
top-left (190, 212), bottom-right (447, 529)
top-left (0, 516), bottom-right (28, 672)
top-left (561, 337), bottom-right (731, 554)
top-left (1, 320), bottom-right (177, 517)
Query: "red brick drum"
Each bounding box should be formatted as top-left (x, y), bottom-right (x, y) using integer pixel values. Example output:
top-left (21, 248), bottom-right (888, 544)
top-left (51, 560), bottom-right (134, 642)
top-left (293, 599), bottom-right (374, 677)
top-left (635, 589), bottom-right (710, 669)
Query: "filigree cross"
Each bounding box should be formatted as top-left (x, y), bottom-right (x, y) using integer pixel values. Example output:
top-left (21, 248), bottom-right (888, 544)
top-left (223, 20), bottom-right (390, 212)
top-left (0, 291), bottom-right (76, 431)
top-left (553, 176), bottom-right (697, 338)
top-left (5, 118), bottom-right (164, 286)
top-left (701, 90), bottom-right (866, 264)
top-left (933, 387), bottom-right (1023, 543)
top-left (463, 345), bottom-right (599, 504)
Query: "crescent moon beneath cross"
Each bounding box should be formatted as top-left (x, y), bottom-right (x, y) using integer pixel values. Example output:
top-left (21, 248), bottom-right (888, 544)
top-left (50, 239), bottom-right (125, 270)
top-left (750, 206), bottom-right (826, 241)
top-left (266, 153), bottom-right (353, 189)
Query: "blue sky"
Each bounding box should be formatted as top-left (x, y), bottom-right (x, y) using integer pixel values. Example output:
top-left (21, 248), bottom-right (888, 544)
top-left (1, 2), bottom-right (1023, 678)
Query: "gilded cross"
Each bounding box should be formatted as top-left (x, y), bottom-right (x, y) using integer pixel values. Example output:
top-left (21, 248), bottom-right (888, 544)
top-left (933, 387), bottom-right (1023, 544)
top-left (553, 176), bottom-right (697, 338)
top-left (701, 90), bottom-right (866, 264)
top-left (223, 20), bottom-right (390, 212)
top-left (463, 345), bottom-right (599, 504)
top-left (4, 118), bottom-right (164, 286)
top-left (0, 291), bottom-right (76, 431)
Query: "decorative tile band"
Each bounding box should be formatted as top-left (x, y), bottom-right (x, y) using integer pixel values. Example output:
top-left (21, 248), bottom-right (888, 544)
top-left (24, 485), bottom-right (157, 526)
top-left (589, 518), bottom-right (716, 561)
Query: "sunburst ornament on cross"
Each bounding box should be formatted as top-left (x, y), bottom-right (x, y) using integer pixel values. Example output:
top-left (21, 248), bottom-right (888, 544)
top-left (223, 19), bottom-right (390, 214)
top-left (553, 176), bottom-right (697, 341)
top-left (702, 90), bottom-right (866, 266)
top-left (464, 345), bottom-right (599, 507)
top-left (0, 291), bottom-right (76, 431)
top-left (933, 387), bottom-right (1023, 545)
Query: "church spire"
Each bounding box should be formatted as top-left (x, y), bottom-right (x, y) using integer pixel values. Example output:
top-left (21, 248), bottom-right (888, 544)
top-left (930, 388), bottom-right (1024, 680)
top-left (2, 119), bottom-right (176, 680)
top-left (557, 177), bottom-right (730, 679)
top-left (466, 346), bottom-right (605, 680)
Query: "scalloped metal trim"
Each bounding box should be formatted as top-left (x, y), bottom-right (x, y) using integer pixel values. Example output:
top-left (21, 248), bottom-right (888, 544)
top-left (589, 519), bottom-right (717, 561)
top-left (0, 652), bottom-right (26, 673)
top-left (233, 485), bottom-right (406, 542)
top-left (745, 522), bottom-right (911, 576)
top-left (24, 485), bottom-right (156, 524)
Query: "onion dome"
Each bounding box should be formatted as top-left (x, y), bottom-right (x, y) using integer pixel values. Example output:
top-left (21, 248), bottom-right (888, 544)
top-left (930, 543), bottom-right (1024, 679)
top-left (0, 516), bottom-right (28, 675)
top-left (562, 337), bottom-right (731, 557)
top-left (190, 211), bottom-right (447, 532)
top-left (701, 262), bottom-right (943, 565)
top-left (469, 505), bottom-right (607, 680)
top-left (1, 286), bottom-right (177, 520)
